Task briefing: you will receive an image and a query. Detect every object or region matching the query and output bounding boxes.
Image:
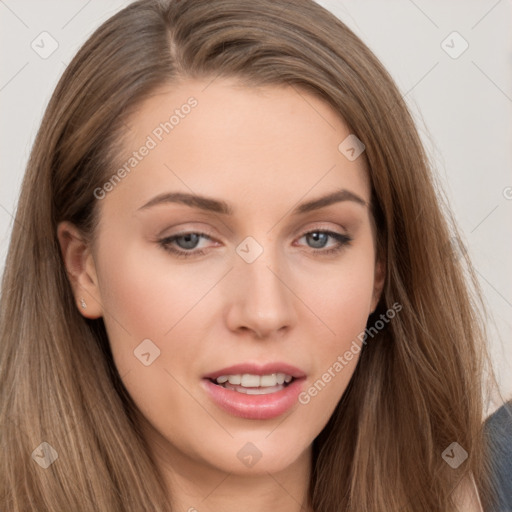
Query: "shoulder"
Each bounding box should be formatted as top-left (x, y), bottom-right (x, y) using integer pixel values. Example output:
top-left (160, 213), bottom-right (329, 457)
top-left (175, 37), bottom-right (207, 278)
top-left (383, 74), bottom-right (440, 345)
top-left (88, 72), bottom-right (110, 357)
top-left (483, 400), bottom-right (512, 510)
top-left (453, 401), bottom-right (512, 512)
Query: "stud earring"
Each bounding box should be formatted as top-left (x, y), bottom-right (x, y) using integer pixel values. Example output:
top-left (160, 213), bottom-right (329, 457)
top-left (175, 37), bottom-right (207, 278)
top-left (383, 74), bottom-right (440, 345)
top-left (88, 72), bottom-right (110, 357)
top-left (80, 297), bottom-right (87, 309)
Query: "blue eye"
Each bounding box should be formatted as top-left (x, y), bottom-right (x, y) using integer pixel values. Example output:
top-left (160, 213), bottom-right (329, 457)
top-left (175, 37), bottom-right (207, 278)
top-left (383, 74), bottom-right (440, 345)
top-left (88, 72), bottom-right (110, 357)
top-left (171, 232), bottom-right (202, 250)
top-left (159, 229), bottom-right (352, 259)
top-left (300, 231), bottom-right (352, 253)
top-left (158, 232), bottom-right (213, 258)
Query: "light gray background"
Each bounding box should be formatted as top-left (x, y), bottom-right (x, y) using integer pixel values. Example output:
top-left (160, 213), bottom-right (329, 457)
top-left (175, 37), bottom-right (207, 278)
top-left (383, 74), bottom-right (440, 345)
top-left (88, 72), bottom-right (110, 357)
top-left (1, 0), bottom-right (511, 411)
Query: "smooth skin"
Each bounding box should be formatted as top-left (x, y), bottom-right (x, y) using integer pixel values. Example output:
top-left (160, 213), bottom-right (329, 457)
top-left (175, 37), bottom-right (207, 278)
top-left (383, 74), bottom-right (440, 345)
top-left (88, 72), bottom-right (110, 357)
top-left (58, 78), bottom-right (480, 512)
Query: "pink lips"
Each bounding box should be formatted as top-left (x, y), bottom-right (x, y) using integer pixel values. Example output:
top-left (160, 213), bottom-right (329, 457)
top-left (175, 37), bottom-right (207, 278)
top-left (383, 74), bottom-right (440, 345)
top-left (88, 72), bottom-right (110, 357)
top-left (202, 362), bottom-right (307, 420)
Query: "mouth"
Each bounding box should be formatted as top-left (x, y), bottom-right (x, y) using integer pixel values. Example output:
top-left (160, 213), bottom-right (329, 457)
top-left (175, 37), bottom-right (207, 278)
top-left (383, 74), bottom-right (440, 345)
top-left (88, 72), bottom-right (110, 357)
top-left (202, 363), bottom-right (306, 420)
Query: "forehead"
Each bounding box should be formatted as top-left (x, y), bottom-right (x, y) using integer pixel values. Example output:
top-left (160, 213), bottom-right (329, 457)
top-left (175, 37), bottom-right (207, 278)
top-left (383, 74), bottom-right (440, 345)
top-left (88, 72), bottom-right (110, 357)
top-left (104, 78), bottom-right (370, 216)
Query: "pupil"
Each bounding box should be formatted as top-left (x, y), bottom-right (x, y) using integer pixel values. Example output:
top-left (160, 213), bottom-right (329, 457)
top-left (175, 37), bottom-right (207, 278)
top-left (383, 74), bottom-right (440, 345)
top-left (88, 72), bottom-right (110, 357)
top-left (178, 233), bottom-right (200, 249)
top-left (308, 232), bottom-right (327, 249)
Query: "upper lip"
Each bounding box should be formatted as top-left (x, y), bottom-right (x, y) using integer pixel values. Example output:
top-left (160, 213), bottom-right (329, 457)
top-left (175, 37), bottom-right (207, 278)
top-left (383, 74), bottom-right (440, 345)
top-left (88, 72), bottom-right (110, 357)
top-left (203, 362), bottom-right (307, 380)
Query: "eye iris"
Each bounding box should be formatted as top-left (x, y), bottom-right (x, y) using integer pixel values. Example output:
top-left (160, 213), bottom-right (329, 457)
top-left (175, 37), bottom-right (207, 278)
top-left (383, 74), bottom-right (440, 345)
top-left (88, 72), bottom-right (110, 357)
top-left (169, 231), bottom-right (338, 253)
top-left (307, 232), bottom-right (328, 249)
top-left (177, 233), bottom-right (200, 250)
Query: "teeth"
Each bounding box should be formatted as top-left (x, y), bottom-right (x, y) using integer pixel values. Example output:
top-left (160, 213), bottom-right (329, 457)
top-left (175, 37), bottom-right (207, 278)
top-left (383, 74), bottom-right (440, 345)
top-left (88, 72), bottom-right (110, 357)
top-left (230, 384), bottom-right (284, 395)
top-left (215, 373), bottom-right (294, 388)
top-left (260, 374), bottom-right (276, 386)
top-left (227, 375), bottom-right (241, 385)
top-left (241, 374), bottom-right (260, 387)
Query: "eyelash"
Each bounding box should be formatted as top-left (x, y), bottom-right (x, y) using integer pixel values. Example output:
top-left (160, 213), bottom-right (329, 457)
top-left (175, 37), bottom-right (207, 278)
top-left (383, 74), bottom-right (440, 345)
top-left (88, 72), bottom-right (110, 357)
top-left (158, 229), bottom-right (352, 259)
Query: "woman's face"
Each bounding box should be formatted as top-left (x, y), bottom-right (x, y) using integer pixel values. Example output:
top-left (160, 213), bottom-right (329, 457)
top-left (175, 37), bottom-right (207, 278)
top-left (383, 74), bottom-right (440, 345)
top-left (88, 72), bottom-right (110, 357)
top-left (65, 78), bottom-right (384, 477)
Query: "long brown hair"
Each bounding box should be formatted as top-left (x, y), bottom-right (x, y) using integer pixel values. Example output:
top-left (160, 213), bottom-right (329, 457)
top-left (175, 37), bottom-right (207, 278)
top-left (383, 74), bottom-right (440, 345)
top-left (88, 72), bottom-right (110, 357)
top-left (0, 0), bottom-right (499, 510)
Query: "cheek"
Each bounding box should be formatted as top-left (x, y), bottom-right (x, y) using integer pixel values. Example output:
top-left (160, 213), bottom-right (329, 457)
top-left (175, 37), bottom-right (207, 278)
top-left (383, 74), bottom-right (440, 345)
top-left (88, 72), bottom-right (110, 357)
top-left (293, 246), bottom-right (376, 411)
top-left (95, 236), bottom-right (217, 337)
top-left (294, 246), bottom-right (376, 339)
top-left (93, 238), bottom-right (215, 389)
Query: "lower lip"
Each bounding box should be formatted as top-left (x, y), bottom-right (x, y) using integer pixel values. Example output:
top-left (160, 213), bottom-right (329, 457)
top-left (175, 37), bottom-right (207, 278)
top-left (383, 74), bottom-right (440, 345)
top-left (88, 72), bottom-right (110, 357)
top-left (202, 378), bottom-right (305, 420)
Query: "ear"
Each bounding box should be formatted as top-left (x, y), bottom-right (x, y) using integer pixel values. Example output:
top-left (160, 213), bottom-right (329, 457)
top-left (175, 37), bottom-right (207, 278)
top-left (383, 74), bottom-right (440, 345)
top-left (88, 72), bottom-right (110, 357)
top-left (370, 255), bottom-right (386, 314)
top-left (57, 221), bottom-right (103, 319)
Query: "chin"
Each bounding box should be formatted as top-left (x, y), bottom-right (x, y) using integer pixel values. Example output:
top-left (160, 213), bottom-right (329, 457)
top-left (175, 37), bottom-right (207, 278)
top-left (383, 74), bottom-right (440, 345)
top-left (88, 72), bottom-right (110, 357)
top-left (193, 426), bottom-right (314, 476)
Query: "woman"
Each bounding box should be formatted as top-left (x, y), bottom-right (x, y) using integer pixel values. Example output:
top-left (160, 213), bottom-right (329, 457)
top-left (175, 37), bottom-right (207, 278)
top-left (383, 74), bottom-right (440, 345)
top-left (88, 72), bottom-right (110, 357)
top-left (0, 0), bottom-right (501, 510)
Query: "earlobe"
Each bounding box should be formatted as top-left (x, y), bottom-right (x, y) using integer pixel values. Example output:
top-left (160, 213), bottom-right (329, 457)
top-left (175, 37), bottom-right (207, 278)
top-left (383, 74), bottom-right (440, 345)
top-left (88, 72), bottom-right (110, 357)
top-left (56, 221), bottom-right (103, 319)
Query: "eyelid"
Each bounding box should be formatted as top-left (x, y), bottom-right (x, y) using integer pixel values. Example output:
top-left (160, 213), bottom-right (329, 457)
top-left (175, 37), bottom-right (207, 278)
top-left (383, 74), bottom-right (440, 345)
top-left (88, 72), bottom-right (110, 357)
top-left (156, 222), bottom-right (218, 239)
top-left (157, 223), bottom-right (352, 259)
top-left (158, 221), bottom-right (349, 243)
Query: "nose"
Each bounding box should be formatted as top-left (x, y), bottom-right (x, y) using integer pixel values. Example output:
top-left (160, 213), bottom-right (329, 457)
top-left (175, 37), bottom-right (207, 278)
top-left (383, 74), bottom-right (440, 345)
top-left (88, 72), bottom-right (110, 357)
top-left (224, 241), bottom-right (297, 339)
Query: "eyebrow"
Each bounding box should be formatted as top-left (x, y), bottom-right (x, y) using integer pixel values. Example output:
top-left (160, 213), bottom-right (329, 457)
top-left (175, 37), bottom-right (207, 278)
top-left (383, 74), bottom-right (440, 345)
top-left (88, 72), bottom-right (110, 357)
top-left (137, 188), bottom-right (367, 215)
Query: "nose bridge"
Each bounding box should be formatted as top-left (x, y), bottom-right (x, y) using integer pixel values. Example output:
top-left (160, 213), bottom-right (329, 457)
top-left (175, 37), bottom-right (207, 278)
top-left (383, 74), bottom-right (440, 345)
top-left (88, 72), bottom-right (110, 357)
top-left (226, 234), bottom-right (296, 336)
top-left (238, 235), bottom-right (288, 303)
